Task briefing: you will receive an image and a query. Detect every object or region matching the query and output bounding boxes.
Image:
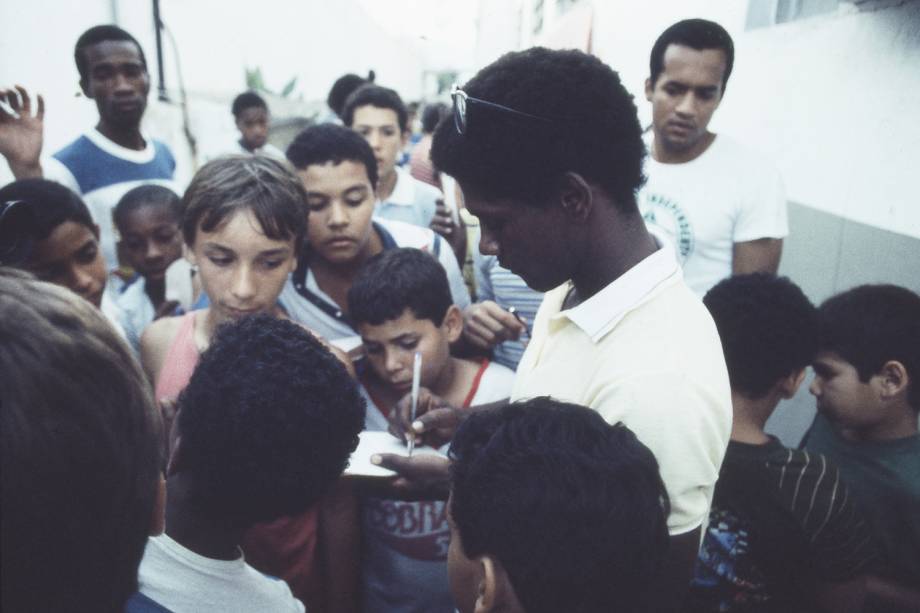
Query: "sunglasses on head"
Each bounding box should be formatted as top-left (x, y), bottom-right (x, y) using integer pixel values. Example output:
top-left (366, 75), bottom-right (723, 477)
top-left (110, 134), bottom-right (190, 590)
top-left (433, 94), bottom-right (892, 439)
top-left (450, 84), bottom-right (555, 135)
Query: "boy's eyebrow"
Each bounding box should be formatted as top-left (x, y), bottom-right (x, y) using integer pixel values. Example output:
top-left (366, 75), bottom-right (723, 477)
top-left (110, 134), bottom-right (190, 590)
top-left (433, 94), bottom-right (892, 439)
top-left (257, 247), bottom-right (291, 257)
top-left (389, 332), bottom-right (419, 343)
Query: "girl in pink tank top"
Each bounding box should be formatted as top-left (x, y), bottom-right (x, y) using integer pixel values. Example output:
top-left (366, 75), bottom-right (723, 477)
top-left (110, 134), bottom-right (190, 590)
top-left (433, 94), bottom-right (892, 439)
top-left (140, 156), bottom-right (357, 611)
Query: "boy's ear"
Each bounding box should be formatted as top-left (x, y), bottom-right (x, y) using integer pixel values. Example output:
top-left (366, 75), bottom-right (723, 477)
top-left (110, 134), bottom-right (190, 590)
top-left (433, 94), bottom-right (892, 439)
top-left (80, 78), bottom-right (92, 99)
top-left (779, 368), bottom-right (808, 399)
top-left (149, 474), bottom-right (167, 536)
top-left (876, 360), bottom-right (909, 400)
top-left (645, 77), bottom-right (654, 102)
top-left (474, 556), bottom-right (521, 613)
top-left (443, 304), bottom-right (464, 344)
top-left (92, 223), bottom-right (101, 240)
top-left (556, 172), bottom-right (593, 223)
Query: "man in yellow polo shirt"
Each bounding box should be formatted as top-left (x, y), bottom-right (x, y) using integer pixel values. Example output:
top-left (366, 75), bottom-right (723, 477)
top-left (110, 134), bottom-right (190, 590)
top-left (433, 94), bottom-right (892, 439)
top-left (378, 47), bottom-right (732, 609)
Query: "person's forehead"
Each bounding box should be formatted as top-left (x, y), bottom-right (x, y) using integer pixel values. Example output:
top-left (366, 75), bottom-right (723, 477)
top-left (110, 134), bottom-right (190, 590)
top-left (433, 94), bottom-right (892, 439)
top-left (353, 105), bottom-right (400, 128)
top-left (659, 44), bottom-right (726, 84)
top-left (31, 221), bottom-right (95, 264)
top-left (84, 40), bottom-right (144, 68)
top-left (360, 310), bottom-right (435, 340)
top-left (813, 351), bottom-right (852, 370)
top-left (238, 106), bottom-right (268, 121)
top-left (197, 209), bottom-right (292, 252)
top-left (300, 160), bottom-right (372, 193)
top-left (120, 204), bottom-right (178, 234)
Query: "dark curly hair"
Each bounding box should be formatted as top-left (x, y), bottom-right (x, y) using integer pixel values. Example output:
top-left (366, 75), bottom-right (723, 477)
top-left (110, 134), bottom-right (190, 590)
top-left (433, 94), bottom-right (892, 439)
top-left (327, 72), bottom-right (374, 119)
top-left (649, 19), bottom-right (734, 91)
top-left (176, 314), bottom-right (365, 525)
top-left (704, 273), bottom-right (818, 399)
top-left (0, 179), bottom-right (95, 268)
top-left (113, 184), bottom-right (180, 233)
top-left (286, 123), bottom-right (379, 189)
top-left (348, 247), bottom-right (452, 327)
top-left (449, 397), bottom-right (669, 613)
top-left (431, 47), bottom-right (646, 211)
top-left (342, 84), bottom-right (409, 132)
top-left (231, 91), bottom-right (267, 118)
top-left (817, 284), bottom-right (920, 409)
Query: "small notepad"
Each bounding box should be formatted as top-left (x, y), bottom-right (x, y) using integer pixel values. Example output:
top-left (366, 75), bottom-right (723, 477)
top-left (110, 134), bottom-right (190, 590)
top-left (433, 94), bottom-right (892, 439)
top-left (345, 431), bottom-right (446, 478)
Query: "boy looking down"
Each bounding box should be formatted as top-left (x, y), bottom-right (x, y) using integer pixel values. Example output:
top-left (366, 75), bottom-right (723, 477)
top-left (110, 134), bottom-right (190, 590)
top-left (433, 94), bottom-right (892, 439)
top-left (446, 398), bottom-right (670, 613)
top-left (279, 123), bottom-right (469, 352)
top-left (348, 247), bottom-right (514, 612)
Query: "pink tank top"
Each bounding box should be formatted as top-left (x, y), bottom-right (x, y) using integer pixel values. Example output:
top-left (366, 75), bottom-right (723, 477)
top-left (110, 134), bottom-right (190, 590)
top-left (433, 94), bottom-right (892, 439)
top-left (154, 312), bottom-right (200, 401)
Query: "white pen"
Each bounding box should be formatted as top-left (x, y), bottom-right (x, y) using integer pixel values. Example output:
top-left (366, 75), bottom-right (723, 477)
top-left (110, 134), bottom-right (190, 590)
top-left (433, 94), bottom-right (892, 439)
top-left (408, 352), bottom-right (422, 457)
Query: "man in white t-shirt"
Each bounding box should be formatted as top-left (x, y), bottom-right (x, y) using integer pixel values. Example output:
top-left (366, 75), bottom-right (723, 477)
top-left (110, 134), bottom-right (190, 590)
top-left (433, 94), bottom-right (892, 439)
top-left (0, 25), bottom-right (179, 271)
top-left (343, 84), bottom-right (442, 228)
top-left (640, 18), bottom-right (788, 297)
top-left (279, 123), bottom-right (469, 354)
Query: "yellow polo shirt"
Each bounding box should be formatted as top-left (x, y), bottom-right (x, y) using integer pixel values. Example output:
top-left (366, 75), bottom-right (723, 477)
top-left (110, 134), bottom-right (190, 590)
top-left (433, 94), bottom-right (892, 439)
top-left (511, 247), bottom-right (731, 534)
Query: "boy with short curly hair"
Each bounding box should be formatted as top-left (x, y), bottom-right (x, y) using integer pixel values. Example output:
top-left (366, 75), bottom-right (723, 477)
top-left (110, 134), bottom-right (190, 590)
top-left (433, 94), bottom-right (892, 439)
top-left (136, 314), bottom-right (365, 612)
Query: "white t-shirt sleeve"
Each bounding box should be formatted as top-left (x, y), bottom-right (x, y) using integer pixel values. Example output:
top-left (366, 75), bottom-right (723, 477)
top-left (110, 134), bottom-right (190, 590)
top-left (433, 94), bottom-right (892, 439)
top-left (733, 162), bottom-right (788, 243)
top-left (41, 156), bottom-right (81, 194)
top-left (593, 372), bottom-right (728, 535)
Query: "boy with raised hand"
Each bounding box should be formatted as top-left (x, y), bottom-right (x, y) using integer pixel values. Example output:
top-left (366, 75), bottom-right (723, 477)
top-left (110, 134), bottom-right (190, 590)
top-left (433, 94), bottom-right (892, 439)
top-left (342, 84), bottom-right (443, 228)
top-left (1, 269), bottom-right (164, 613)
top-left (0, 25), bottom-right (178, 271)
top-left (446, 397), bottom-right (670, 613)
top-left (136, 314), bottom-right (365, 612)
top-left (279, 123), bottom-right (469, 353)
top-left (689, 273), bottom-right (876, 613)
top-left (803, 285), bottom-right (920, 608)
top-left (348, 247), bottom-right (515, 612)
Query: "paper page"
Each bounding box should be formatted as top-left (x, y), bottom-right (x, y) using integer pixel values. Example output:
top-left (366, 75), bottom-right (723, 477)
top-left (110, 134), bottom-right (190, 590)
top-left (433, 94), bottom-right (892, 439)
top-left (344, 430), bottom-right (445, 478)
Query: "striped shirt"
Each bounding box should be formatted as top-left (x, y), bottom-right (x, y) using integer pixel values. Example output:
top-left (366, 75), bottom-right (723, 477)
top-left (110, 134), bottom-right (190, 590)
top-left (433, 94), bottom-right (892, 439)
top-left (689, 437), bottom-right (877, 612)
top-left (473, 247), bottom-right (544, 371)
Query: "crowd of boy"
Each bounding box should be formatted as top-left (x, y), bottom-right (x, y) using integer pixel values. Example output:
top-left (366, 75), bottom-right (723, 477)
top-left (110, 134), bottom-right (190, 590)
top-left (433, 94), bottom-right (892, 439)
top-left (1, 17), bottom-right (918, 613)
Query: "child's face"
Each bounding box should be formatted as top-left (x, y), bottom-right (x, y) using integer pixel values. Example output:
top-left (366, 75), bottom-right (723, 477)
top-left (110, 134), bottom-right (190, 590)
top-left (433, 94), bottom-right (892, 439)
top-left (117, 203), bottom-right (182, 282)
top-left (359, 308), bottom-right (453, 394)
top-left (299, 160), bottom-right (376, 266)
top-left (236, 106), bottom-right (269, 151)
top-left (29, 221), bottom-right (107, 308)
top-left (351, 105), bottom-right (407, 180)
top-left (187, 209), bottom-right (296, 323)
top-left (810, 351), bottom-right (884, 430)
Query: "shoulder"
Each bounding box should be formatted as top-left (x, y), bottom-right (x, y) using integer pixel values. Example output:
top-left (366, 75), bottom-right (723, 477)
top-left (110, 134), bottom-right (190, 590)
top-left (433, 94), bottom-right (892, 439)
top-left (52, 133), bottom-right (95, 163)
top-left (411, 174), bottom-right (443, 203)
top-left (379, 217), bottom-right (437, 250)
top-left (140, 314), bottom-right (186, 384)
top-left (151, 139), bottom-right (176, 163)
